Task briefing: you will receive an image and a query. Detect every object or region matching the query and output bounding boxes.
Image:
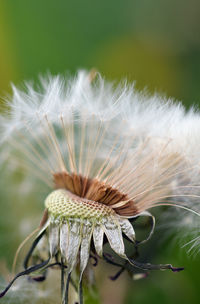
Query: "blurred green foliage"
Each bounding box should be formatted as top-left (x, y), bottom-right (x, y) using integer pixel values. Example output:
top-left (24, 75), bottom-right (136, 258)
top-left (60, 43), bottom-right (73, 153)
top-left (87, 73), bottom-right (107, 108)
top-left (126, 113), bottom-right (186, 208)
top-left (0, 0), bottom-right (200, 303)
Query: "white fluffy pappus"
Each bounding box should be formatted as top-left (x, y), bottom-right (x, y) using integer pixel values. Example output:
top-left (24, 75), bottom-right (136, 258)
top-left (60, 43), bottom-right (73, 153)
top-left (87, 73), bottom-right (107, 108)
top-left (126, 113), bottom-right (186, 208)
top-left (0, 71), bottom-right (200, 214)
top-left (0, 70), bottom-right (200, 303)
top-left (0, 275), bottom-right (47, 304)
top-left (0, 265), bottom-right (62, 304)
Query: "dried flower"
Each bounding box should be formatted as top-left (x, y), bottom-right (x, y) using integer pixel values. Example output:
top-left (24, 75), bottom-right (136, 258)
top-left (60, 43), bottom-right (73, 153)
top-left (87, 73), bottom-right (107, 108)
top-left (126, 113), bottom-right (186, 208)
top-left (0, 71), bottom-right (199, 303)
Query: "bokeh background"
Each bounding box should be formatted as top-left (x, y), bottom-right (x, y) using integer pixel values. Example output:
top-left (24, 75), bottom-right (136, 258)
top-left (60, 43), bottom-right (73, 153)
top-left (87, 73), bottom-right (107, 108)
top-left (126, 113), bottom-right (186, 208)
top-left (0, 0), bottom-right (200, 303)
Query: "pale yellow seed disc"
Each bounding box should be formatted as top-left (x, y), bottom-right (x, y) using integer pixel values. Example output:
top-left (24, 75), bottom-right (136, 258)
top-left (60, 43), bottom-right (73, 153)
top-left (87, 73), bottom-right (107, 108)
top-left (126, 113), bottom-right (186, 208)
top-left (45, 189), bottom-right (114, 219)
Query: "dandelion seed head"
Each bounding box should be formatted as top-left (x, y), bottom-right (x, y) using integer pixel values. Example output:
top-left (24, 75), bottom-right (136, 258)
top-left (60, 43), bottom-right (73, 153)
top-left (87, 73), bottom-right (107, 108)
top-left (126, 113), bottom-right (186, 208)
top-left (0, 70), bottom-right (200, 302)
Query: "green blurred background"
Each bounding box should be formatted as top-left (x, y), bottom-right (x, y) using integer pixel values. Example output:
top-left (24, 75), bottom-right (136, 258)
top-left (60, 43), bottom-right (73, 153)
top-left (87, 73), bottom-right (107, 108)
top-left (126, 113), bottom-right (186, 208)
top-left (0, 0), bottom-right (200, 303)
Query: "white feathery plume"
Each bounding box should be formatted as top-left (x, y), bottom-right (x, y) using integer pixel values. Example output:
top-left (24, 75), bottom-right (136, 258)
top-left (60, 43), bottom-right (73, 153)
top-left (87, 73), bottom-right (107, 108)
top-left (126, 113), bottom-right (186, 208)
top-left (0, 70), bottom-right (200, 303)
top-left (0, 275), bottom-right (47, 304)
